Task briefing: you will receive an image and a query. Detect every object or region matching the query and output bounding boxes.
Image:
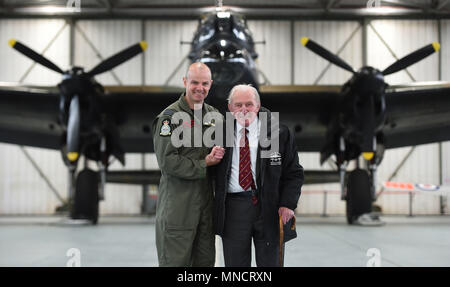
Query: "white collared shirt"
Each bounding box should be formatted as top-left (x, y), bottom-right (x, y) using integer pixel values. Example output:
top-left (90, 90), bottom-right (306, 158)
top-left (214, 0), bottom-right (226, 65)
top-left (228, 118), bottom-right (259, 193)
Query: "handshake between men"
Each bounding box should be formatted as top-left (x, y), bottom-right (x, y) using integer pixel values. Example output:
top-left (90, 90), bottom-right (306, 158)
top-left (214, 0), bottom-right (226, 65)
top-left (205, 146), bottom-right (226, 166)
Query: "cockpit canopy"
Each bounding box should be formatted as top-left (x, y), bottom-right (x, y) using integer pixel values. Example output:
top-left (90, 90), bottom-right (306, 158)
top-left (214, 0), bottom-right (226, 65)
top-left (189, 11), bottom-right (258, 61)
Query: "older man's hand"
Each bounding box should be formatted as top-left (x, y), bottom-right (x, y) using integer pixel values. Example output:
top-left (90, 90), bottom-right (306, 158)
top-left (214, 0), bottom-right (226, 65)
top-left (278, 207), bottom-right (294, 225)
top-left (205, 146), bottom-right (225, 166)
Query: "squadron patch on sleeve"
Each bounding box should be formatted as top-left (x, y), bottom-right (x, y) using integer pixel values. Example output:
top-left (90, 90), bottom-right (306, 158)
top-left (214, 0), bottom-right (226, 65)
top-left (160, 119), bottom-right (172, 136)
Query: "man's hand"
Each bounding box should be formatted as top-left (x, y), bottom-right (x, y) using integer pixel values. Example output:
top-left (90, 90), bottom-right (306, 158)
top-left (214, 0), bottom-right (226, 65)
top-left (278, 207), bottom-right (294, 225)
top-left (205, 146), bottom-right (225, 166)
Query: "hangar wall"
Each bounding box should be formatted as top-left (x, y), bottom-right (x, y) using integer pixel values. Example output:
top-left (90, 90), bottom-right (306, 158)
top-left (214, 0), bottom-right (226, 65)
top-left (0, 18), bottom-right (448, 215)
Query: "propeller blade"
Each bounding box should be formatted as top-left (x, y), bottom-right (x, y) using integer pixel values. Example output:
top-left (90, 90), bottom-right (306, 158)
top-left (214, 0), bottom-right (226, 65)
top-left (86, 41), bottom-right (148, 77)
top-left (360, 97), bottom-right (376, 157)
top-left (67, 95), bottom-right (80, 163)
top-left (301, 37), bottom-right (355, 73)
top-left (382, 42), bottom-right (440, 76)
top-left (9, 39), bottom-right (64, 74)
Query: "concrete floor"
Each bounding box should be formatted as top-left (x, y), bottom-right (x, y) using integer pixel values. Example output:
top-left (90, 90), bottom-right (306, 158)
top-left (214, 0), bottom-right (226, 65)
top-left (0, 215), bottom-right (449, 267)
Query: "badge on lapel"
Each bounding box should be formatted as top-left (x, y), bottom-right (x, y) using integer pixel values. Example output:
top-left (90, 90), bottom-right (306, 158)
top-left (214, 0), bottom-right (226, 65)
top-left (160, 119), bottom-right (171, 136)
top-left (269, 152), bottom-right (282, 166)
top-left (203, 120), bottom-right (215, 127)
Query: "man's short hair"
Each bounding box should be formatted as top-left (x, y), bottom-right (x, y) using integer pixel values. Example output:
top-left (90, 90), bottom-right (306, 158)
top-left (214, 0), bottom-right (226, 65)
top-left (185, 62), bottom-right (211, 80)
top-left (227, 84), bottom-right (261, 105)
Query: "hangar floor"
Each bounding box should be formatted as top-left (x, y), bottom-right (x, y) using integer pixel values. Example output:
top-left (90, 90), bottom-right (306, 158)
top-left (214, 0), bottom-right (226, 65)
top-left (0, 215), bottom-right (449, 267)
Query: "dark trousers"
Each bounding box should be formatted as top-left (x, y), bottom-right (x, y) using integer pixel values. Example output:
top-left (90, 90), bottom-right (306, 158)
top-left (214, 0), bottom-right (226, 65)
top-left (222, 192), bottom-right (280, 267)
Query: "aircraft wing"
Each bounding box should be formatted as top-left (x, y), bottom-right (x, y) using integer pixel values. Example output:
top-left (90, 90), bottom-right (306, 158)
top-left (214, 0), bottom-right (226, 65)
top-left (383, 82), bottom-right (450, 149)
top-left (259, 85), bottom-right (341, 152)
top-left (0, 84), bottom-right (62, 149)
top-left (259, 82), bottom-right (450, 152)
top-left (105, 85), bottom-right (342, 154)
top-left (102, 86), bottom-right (183, 153)
top-left (2, 82), bottom-right (449, 155)
top-left (0, 84), bottom-right (183, 153)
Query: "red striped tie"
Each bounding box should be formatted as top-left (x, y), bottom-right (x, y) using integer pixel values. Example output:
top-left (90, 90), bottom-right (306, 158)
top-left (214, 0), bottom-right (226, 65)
top-left (239, 128), bottom-right (257, 204)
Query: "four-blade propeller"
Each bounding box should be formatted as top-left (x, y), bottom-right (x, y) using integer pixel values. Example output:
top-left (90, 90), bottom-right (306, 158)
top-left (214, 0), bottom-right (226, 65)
top-left (301, 36), bottom-right (440, 162)
top-left (9, 39), bottom-right (148, 77)
top-left (300, 36), bottom-right (440, 76)
top-left (9, 39), bottom-right (148, 163)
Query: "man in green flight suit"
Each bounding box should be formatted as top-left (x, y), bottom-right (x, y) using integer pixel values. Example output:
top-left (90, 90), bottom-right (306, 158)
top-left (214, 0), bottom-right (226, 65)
top-left (152, 62), bottom-right (225, 267)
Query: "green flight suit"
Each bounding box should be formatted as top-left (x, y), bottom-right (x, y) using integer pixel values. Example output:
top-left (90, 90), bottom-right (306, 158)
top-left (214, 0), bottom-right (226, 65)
top-left (152, 94), bottom-right (221, 267)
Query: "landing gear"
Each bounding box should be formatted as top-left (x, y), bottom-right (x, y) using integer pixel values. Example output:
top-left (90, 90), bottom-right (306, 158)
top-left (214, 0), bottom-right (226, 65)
top-left (346, 169), bottom-right (372, 224)
top-left (338, 136), bottom-right (385, 226)
top-left (343, 168), bottom-right (384, 226)
top-left (71, 168), bottom-right (100, 224)
top-left (65, 136), bottom-right (107, 224)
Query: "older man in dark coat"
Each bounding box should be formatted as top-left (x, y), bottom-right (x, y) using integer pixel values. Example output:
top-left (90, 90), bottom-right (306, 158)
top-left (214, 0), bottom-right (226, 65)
top-left (214, 84), bottom-right (304, 267)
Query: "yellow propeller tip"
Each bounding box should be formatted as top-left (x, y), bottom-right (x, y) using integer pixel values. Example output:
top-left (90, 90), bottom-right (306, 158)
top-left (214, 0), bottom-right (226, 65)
top-left (362, 152), bottom-right (374, 161)
top-left (432, 42), bottom-right (440, 52)
top-left (8, 39), bottom-right (17, 47)
top-left (67, 152), bottom-right (79, 162)
top-left (300, 37), bottom-right (309, 46)
top-left (139, 41), bottom-right (148, 51)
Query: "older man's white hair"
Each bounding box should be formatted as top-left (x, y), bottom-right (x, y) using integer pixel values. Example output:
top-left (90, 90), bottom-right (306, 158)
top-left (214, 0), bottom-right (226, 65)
top-left (227, 84), bottom-right (261, 105)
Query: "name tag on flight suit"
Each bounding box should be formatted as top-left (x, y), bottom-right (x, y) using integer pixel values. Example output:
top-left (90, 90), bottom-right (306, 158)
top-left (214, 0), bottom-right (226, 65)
top-left (270, 152), bottom-right (282, 166)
